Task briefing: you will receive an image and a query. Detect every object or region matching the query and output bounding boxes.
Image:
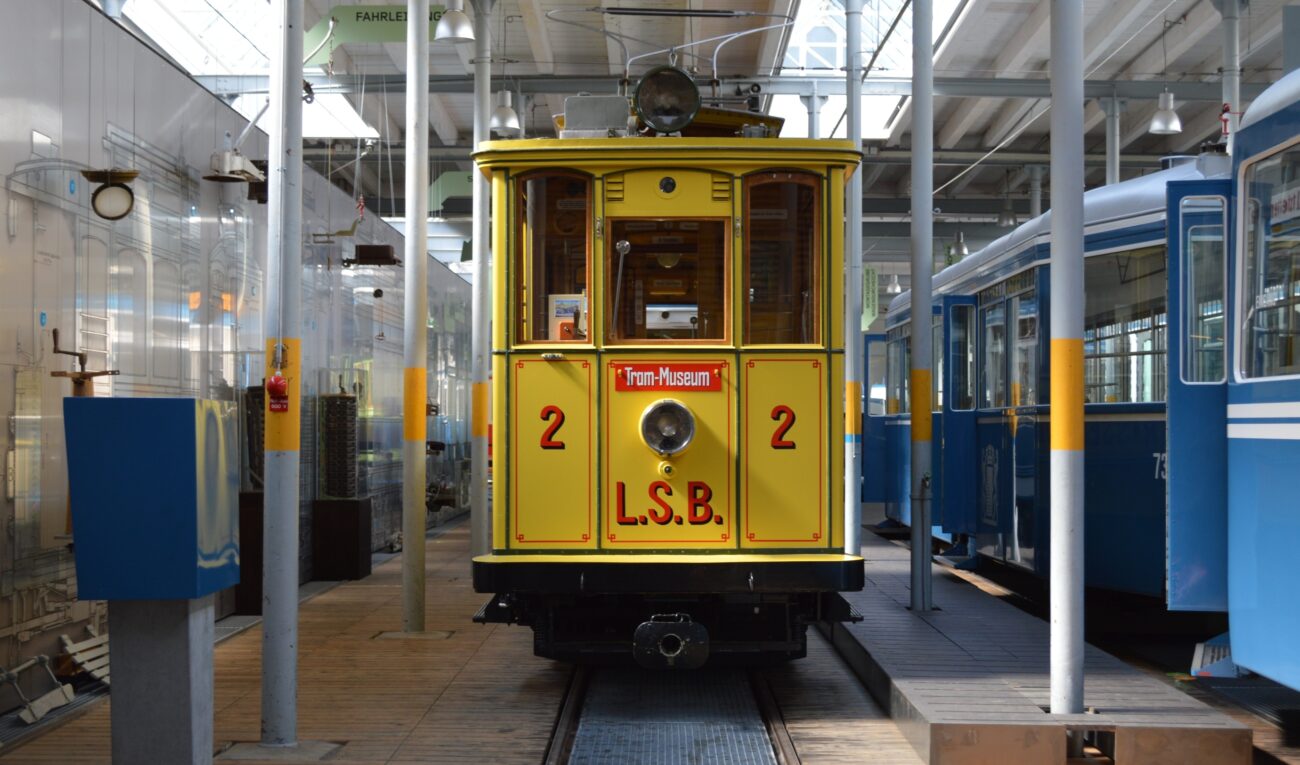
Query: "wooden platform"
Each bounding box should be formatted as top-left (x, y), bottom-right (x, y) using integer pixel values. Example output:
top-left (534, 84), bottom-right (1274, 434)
top-left (825, 532), bottom-right (1253, 765)
top-left (0, 523), bottom-right (570, 765)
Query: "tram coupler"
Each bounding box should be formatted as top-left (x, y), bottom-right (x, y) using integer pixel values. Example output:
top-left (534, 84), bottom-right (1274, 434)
top-left (633, 613), bottom-right (708, 669)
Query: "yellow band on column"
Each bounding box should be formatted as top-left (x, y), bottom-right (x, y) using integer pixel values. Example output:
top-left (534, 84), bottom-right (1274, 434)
top-left (403, 367), bottom-right (428, 442)
top-left (845, 381), bottom-right (862, 435)
top-left (910, 369), bottom-right (932, 442)
top-left (1050, 338), bottom-right (1085, 451)
top-left (264, 337), bottom-right (301, 452)
top-left (471, 381), bottom-right (489, 438)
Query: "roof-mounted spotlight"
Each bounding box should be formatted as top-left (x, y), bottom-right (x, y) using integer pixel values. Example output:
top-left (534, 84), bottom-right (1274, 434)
top-left (435, 0), bottom-right (475, 43)
top-left (1149, 90), bottom-right (1183, 135)
top-left (80, 168), bottom-right (138, 221)
top-left (634, 66), bottom-right (701, 135)
top-left (490, 91), bottom-right (522, 136)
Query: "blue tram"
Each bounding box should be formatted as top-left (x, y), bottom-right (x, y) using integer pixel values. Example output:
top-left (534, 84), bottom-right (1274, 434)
top-left (875, 68), bottom-right (1300, 691)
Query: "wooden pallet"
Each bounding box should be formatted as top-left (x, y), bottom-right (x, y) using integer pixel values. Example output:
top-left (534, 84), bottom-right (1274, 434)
top-left (59, 632), bottom-right (109, 686)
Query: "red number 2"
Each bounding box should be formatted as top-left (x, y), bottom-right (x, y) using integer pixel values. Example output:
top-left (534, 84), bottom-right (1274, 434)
top-left (540, 405), bottom-right (566, 449)
top-left (770, 405), bottom-right (796, 449)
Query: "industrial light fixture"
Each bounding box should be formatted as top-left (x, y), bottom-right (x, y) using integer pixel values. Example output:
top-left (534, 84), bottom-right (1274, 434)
top-left (434, 0), bottom-right (475, 43)
top-left (81, 168), bottom-right (138, 221)
top-left (1149, 18), bottom-right (1182, 136)
top-left (1149, 90), bottom-right (1183, 135)
top-left (886, 273), bottom-right (902, 295)
top-left (953, 231), bottom-right (969, 260)
top-left (490, 90), bottom-right (522, 136)
top-left (997, 170), bottom-right (1017, 228)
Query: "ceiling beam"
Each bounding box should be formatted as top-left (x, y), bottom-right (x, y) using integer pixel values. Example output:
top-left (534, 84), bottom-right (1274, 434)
top-left (518, 0), bottom-right (555, 75)
top-left (754, 0), bottom-right (797, 77)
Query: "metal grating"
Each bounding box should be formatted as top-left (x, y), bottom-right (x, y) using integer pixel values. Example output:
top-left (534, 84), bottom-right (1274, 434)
top-left (568, 669), bottom-right (776, 765)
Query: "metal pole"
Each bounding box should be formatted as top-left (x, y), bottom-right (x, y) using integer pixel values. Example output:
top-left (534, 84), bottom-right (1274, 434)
top-left (1029, 165), bottom-right (1044, 218)
top-left (1222, 0), bottom-right (1240, 154)
top-left (261, 0), bottom-right (303, 748)
top-left (909, 0), bottom-right (934, 612)
top-left (800, 84), bottom-right (827, 138)
top-left (402, 0), bottom-right (430, 633)
top-left (1103, 98), bottom-right (1121, 185)
top-left (1049, 0), bottom-right (1086, 724)
top-left (843, 0), bottom-right (864, 558)
top-left (470, 0), bottom-right (494, 557)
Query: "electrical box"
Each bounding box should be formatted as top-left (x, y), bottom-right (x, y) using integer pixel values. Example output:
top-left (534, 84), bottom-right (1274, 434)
top-left (63, 398), bottom-right (240, 600)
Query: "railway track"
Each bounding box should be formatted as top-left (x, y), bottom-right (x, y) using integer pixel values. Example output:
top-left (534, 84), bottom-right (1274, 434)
top-left (542, 630), bottom-right (920, 765)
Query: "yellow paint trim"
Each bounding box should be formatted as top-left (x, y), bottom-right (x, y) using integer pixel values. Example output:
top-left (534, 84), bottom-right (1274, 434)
top-left (264, 337), bottom-right (301, 452)
top-left (403, 367), bottom-right (427, 442)
top-left (911, 370), bottom-right (932, 441)
top-left (473, 553), bottom-right (864, 564)
top-left (472, 381), bottom-right (490, 438)
top-left (845, 381), bottom-right (862, 435)
top-left (1051, 338), bottom-right (1085, 451)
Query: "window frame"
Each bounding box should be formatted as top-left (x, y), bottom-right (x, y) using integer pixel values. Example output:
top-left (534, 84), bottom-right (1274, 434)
top-left (1178, 194), bottom-right (1228, 385)
top-left (741, 170), bottom-right (823, 346)
top-left (511, 169), bottom-right (594, 346)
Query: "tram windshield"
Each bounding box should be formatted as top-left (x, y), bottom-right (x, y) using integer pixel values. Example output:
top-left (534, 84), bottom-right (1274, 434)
top-left (606, 219), bottom-right (728, 342)
top-left (1241, 147), bottom-right (1300, 378)
top-left (515, 173), bottom-right (591, 343)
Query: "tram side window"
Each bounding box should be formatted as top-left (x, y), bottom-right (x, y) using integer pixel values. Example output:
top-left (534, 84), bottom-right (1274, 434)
top-left (1180, 196), bottom-right (1226, 383)
top-left (516, 173), bottom-right (591, 343)
top-left (1011, 290), bottom-right (1038, 405)
top-left (1083, 246), bottom-right (1167, 403)
top-left (981, 303), bottom-right (1006, 408)
top-left (887, 327), bottom-right (910, 414)
top-left (932, 316), bottom-right (943, 412)
top-left (951, 305), bottom-right (975, 410)
top-left (745, 172), bottom-right (820, 344)
top-left (867, 339), bottom-right (887, 415)
top-left (1242, 149), bottom-right (1300, 378)
top-left (607, 219), bottom-right (728, 342)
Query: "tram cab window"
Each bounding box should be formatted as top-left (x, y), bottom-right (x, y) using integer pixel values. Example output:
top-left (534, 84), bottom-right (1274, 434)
top-left (1011, 290), bottom-right (1038, 406)
top-left (951, 305), bottom-right (975, 410)
top-left (1083, 246), bottom-right (1166, 402)
top-left (515, 173), bottom-right (591, 343)
top-left (886, 326), bottom-right (910, 414)
top-left (744, 172), bottom-right (820, 344)
top-left (1180, 196), bottom-right (1226, 383)
top-left (607, 219), bottom-right (728, 342)
top-left (1241, 148), bottom-right (1300, 378)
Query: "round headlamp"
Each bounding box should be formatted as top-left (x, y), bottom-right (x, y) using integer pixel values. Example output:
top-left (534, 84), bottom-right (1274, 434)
top-left (640, 399), bottom-right (695, 457)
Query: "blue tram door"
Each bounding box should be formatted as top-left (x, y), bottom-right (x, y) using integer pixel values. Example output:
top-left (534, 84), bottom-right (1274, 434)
top-left (1166, 180), bottom-right (1230, 612)
top-left (862, 334), bottom-right (888, 509)
top-left (940, 295), bottom-right (978, 536)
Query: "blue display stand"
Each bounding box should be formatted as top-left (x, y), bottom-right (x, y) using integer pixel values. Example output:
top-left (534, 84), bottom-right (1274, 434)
top-left (64, 398), bottom-right (240, 765)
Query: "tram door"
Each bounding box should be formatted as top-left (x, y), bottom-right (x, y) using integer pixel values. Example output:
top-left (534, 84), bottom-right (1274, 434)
top-left (1165, 181), bottom-right (1230, 611)
top-left (861, 334), bottom-right (888, 507)
top-left (939, 296), bottom-right (978, 535)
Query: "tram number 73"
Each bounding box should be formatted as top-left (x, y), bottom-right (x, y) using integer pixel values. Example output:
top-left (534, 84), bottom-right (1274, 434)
top-left (1152, 451), bottom-right (1167, 481)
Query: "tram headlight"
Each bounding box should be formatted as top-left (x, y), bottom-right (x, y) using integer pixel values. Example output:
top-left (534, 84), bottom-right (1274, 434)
top-left (640, 399), bottom-right (695, 457)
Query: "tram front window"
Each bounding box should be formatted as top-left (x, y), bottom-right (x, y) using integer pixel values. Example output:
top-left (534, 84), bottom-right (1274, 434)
top-left (516, 172), bottom-right (591, 343)
top-left (607, 219), bottom-right (728, 342)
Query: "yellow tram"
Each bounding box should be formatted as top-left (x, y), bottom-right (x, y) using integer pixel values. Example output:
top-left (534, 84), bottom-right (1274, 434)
top-left (471, 83), bottom-right (863, 667)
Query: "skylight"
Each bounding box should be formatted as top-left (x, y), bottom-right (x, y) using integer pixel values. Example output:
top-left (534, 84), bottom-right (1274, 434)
top-left (124, 0), bottom-right (378, 139)
top-left (770, 0), bottom-right (964, 140)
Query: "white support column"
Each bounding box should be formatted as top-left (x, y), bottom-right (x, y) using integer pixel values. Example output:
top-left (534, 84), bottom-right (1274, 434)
top-left (1029, 165), bottom-right (1044, 219)
top-left (261, 0), bottom-right (304, 748)
top-left (402, 0), bottom-right (431, 633)
top-left (1049, 0), bottom-right (1086, 730)
top-left (470, 0), bottom-right (494, 557)
top-left (1222, 0), bottom-right (1241, 153)
top-left (843, 0), bottom-right (864, 557)
top-left (1102, 98), bottom-right (1123, 184)
top-left (800, 84), bottom-right (828, 138)
top-left (909, 0), bottom-right (934, 613)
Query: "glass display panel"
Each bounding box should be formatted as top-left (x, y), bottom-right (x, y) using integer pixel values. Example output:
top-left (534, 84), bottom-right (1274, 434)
top-left (744, 173), bottom-right (820, 344)
top-left (1083, 246), bottom-right (1167, 402)
top-left (607, 219), bottom-right (728, 342)
top-left (1241, 148), bottom-right (1300, 378)
top-left (516, 173), bottom-right (590, 343)
top-left (1011, 290), bottom-right (1038, 405)
top-left (981, 303), bottom-right (1006, 409)
top-left (951, 304), bottom-right (975, 410)
top-left (1181, 196), bottom-right (1226, 383)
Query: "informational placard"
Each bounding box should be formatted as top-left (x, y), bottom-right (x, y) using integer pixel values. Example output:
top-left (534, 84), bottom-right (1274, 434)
top-left (614, 363), bottom-right (721, 392)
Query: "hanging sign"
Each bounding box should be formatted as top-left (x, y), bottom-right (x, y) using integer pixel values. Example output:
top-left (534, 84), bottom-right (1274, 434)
top-left (305, 5), bottom-right (449, 66)
top-left (862, 266), bottom-right (878, 331)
